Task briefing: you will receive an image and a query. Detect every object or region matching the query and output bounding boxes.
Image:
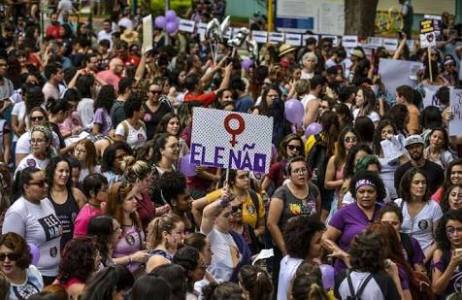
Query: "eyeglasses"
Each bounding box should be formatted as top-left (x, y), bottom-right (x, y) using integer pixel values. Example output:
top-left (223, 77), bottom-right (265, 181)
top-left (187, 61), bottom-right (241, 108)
top-left (150, 90), bottom-right (162, 94)
top-left (287, 145), bottom-right (302, 152)
top-left (344, 136), bottom-right (357, 143)
top-left (31, 116), bottom-right (45, 122)
top-left (0, 252), bottom-right (20, 261)
top-left (28, 180), bottom-right (47, 187)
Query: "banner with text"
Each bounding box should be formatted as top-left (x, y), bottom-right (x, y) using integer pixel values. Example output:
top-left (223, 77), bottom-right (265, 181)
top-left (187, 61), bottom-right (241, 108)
top-left (190, 108), bottom-right (273, 173)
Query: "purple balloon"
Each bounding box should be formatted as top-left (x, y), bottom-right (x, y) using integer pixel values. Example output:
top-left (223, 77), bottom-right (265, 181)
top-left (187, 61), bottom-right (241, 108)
top-left (319, 264), bottom-right (335, 290)
top-left (284, 99), bottom-right (304, 125)
top-left (166, 20), bottom-right (179, 34)
top-left (165, 10), bottom-right (177, 22)
top-left (28, 243), bottom-right (40, 266)
top-left (305, 122), bottom-right (322, 137)
top-left (155, 16), bottom-right (166, 29)
top-left (180, 154), bottom-right (197, 177)
top-left (241, 58), bottom-right (254, 70)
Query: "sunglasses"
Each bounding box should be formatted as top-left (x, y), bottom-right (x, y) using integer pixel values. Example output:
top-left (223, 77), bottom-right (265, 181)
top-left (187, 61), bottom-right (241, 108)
top-left (344, 136), bottom-right (357, 143)
top-left (287, 145), bottom-right (302, 152)
top-left (0, 252), bottom-right (20, 261)
top-left (31, 116), bottom-right (45, 121)
top-left (28, 180), bottom-right (46, 187)
top-left (231, 205), bottom-right (242, 214)
top-left (150, 90), bottom-right (162, 94)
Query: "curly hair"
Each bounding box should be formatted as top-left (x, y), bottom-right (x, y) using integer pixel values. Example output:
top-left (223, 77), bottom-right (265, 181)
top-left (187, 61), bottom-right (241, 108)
top-left (442, 184), bottom-right (462, 214)
top-left (435, 208), bottom-right (462, 251)
top-left (399, 168), bottom-right (430, 203)
top-left (349, 170), bottom-right (386, 203)
top-left (343, 144), bottom-right (373, 179)
top-left (349, 231), bottom-right (386, 273)
top-left (100, 141), bottom-right (133, 173)
top-left (283, 215), bottom-right (325, 259)
top-left (58, 237), bottom-right (97, 284)
top-left (0, 232), bottom-right (32, 269)
top-left (158, 170), bottom-right (187, 206)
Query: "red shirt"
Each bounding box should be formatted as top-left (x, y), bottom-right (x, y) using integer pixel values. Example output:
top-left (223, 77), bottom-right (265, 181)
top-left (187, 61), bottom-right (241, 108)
top-left (46, 24), bottom-right (62, 40)
top-left (184, 91), bottom-right (216, 106)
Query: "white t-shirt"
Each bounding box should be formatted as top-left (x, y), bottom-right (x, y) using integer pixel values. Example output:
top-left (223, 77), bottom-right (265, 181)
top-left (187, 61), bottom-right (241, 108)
top-left (57, 0), bottom-right (73, 20)
top-left (97, 30), bottom-right (113, 46)
top-left (16, 131), bottom-right (60, 154)
top-left (77, 98), bottom-right (94, 129)
top-left (2, 197), bottom-right (62, 277)
top-left (277, 255), bottom-right (303, 300)
top-left (115, 121), bottom-right (147, 150)
top-left (15, 154), bottom-right (50, 177)
top-left (8, 265), bottom-right (44, 300)
top-left (394, 198), bottom-right (443, 252)
top-left (353, 108), bottom-right (380, 123)
top-left (11, 101), bottom-right (26, 141)
top-left (42, 82), bottom-right (60, 103)
top-left (206, 228), bottom-right (239, 283)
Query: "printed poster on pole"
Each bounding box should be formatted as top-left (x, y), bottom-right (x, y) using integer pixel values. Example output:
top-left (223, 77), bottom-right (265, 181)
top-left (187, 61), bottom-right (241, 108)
top-left (190, 108), bottom-right (273, 173)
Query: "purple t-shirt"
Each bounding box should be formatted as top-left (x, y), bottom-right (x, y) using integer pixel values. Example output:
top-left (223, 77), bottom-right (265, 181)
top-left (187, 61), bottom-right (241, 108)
top-left (93, 107), bottom-right (112, 135)
top-left (329, 202), bottom-right (382, 273)
top-left (398, 265), bottom-right (410, 290)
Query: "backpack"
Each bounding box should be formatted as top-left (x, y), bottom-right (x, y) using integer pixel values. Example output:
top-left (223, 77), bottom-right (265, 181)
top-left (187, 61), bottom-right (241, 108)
top-left (346, 271), bottom-right (373, 300)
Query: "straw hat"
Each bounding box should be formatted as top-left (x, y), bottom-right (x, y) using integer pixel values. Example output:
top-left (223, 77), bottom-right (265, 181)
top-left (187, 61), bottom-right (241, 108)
top-left (279, 44), bottom-right (296, 57)
top-left (121, 30), bottom-right (139, 46)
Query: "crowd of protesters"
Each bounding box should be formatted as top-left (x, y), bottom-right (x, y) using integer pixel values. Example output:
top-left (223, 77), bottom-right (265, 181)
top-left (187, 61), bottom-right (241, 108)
top-left (2, 0), bottom-right (462, 299)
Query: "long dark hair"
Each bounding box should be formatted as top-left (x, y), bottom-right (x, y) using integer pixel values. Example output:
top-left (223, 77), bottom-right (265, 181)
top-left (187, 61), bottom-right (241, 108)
top-left (46, 156), bottom-right (73, 192)
top-left (82, 266), bottom-right (134, 300)
top-left (399, 168), bottom-right (430, 202)
top-left (87, 215), bottom-right (115, 265)
top-left (372, 119), bottom-right (397, 156)
top-left (435, 208), bottom-right (462, 251)
top-left (94, 85), bottom-right (115, 112)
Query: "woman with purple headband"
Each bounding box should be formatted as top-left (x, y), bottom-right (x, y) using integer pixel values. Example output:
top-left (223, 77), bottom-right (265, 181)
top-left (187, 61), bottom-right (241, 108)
top-left (322, 170), bottom-right (386, 274)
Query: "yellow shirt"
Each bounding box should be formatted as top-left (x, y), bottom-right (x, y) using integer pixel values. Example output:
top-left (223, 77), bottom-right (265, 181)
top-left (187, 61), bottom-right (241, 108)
top-left (205, 188), bottom-right (265, 229)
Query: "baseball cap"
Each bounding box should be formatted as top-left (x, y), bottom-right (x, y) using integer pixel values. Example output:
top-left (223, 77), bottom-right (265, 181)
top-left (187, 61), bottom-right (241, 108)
top-left (404, 135), bottom-right (424, 148)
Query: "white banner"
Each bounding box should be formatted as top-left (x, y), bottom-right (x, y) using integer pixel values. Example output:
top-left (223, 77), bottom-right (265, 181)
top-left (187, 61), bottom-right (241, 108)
top-left (190, 108), bottom-right (273, 173)
top-left (252, 31), bottom-right (268, 43)
top-left (268, 32), bottom-right (285, 44)
top-left (378, 58), bottom-right (423, 96)
top-left (142, 15), bottom-right (153, 54)
top-left (285, 33), bottom-right (302, 46)
top-left (383, 38), bottom-right (399, 51)
top-left (178, 18), bottom-right (195, 33)
top-left (342, 35), bottom-right (358, 48)
top-left (450, 88), bottom-right (462, 136)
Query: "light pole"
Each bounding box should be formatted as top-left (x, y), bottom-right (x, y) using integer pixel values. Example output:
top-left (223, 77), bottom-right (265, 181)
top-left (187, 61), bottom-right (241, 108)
top-left (165, 0), bottom-right (170, 45)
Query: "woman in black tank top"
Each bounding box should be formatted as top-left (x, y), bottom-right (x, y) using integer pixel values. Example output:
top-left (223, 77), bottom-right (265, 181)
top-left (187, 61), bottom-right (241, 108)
top-left (46, 157), bottom-right (86, 250)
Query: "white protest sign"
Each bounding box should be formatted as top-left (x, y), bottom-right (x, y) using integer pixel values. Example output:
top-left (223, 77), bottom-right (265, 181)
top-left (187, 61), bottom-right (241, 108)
top-left (179, 18), bottom-right (195, 33)
top-left (342, 35), bottom-right (358, 48)
top-left (190, 108), bottom-right (273, 173)
top-left (383, 38), bottom-right (398, 51)
top-left (420, 32), bottom-right (436, 48)
top-left (198, 22), bottom-right (207, 41)
top-left (251, 31), bottom-right (268, 43)
top-left (285, 33), bottom-right (302, 46)
top-left (422, 85), bottom-right (442, 108)
top-left (367, 37), bottom-right (383, 48)
top-left (450, 88), bottom-right (462, 136)
top-left (378, 58), bottom-right (423, 96)
top-left (142, 15), bottom-right (153, 53)
top-left (268, 32), bottom-right (285, 44)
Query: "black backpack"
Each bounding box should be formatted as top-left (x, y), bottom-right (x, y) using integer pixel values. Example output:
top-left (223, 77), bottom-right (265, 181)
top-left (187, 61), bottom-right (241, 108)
top-left (346, 271), bottom-right (373, 300)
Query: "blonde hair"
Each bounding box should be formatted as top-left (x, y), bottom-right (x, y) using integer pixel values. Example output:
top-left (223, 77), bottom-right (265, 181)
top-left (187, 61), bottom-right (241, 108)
top-left (146, 214), bottom-right (183, 249)
top-left (120, 156), bottom-right (151, 184)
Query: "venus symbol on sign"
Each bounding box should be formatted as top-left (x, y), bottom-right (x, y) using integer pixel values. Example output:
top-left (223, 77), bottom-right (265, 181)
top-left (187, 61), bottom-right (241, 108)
top-left (224, 113), bottom-right (245, 147)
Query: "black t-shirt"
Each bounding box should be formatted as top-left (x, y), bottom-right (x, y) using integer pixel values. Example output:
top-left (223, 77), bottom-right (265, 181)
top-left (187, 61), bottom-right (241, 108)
top-left (143, 101), bottom-right (172, 140)
top-left (394, 160), bottom-right (444, 196)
